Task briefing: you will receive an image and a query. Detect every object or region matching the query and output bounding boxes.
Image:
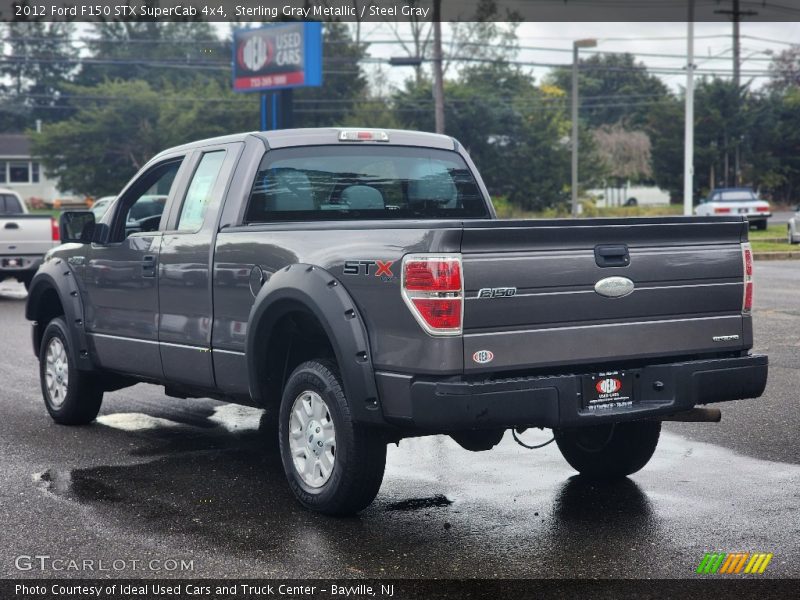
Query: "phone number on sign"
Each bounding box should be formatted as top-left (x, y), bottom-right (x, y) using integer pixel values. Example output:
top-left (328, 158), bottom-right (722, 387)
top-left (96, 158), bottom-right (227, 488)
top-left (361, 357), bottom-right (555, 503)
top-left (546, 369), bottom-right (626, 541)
top-left (14, 4), bottom-right (228, 18)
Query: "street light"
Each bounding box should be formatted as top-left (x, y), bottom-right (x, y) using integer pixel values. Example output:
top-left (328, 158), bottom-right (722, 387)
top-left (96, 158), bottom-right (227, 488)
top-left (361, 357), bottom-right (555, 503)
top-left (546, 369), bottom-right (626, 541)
top-left (571, 38), bottom-right (597, 217)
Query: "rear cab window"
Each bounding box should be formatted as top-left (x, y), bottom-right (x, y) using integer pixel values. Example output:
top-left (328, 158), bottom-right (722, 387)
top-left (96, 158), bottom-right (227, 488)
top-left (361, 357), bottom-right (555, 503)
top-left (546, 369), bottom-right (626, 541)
top-left (243, 145), bottom-right (489, 223)
top-left (177, 151), bottom-right (226, 232)
top-left (0, 194), bottom-right (24, 214)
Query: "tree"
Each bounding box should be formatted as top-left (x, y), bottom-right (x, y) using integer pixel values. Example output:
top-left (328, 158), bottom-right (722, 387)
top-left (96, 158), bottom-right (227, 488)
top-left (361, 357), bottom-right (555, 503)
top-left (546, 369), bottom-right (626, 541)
top-left (385, 0), bottom-right (519, 85)
top-left (30, 79), bottom-right (257, 196)
top-left (0, 20), bottom-right (78, 127)
top-left (643, 94), bottom-right (684, 200)
top-left (693, 78), bottom-right (751, 191)
top-left (747, 89), bottom-right (800, 203)
top-left (293, 23), bottom-right (369, 128)
top-left (75, 20), bottom-right (226, 89)
top-left (593, 123), bottom-right (652, 203)
top-left (394, 63), bottom-right (601, 211)
top-left (547, 53), bottom-right (670, 129)
top-left (767, 45), bottom-right (800, 92)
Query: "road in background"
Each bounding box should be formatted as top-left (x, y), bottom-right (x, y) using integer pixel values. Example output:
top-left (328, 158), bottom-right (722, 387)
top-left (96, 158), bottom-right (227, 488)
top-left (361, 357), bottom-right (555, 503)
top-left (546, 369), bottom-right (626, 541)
top-left (0, 262), bottom-right (797, 579)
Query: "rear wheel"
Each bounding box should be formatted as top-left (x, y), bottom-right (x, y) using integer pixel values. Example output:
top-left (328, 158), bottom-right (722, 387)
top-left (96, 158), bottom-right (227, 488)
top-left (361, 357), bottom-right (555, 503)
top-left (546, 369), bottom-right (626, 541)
top-left (755, 219), bottom-right (767, 231)
top-left (554, 421), bottom-right (661, 480)
top-left (278, 359), bottom-right (386, 516)
top-left (39, 317), bottom-right (103, 425)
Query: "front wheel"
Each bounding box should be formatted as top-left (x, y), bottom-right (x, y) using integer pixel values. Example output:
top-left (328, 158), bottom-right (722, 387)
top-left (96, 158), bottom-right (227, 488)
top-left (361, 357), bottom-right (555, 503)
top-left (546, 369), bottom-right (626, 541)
top-left (554, 421), bottom-right (661, 480)
top-left (39, 317), bottom-right (104, 425)
top-left (278, 360), bottom-right (386, 516)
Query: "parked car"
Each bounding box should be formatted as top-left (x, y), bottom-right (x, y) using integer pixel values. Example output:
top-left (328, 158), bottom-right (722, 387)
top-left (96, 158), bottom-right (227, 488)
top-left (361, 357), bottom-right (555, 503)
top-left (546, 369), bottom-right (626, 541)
top-left (695, 187), bottom-right (771, 230)
top-left (0, 187), bottom-right (59, 289)
top-left (90, 196), bottom-right (116, 220)
top-left (788, 206), bottom-right (800, 244)
top-left (25, 129), bottom-right (768, 515)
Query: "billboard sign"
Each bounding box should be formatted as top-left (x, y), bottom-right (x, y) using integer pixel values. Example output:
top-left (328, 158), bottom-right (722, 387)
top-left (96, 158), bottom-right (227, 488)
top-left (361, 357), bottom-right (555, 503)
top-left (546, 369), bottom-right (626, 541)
top-left (233, 22), bottom-right (322, 93)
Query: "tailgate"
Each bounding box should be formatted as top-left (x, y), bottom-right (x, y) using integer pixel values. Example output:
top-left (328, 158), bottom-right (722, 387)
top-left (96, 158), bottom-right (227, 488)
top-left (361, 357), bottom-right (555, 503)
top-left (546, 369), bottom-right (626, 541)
top-left (460, 217), bottom-right (749, 374)
top-left (0, 216), bottom-right (55, 256)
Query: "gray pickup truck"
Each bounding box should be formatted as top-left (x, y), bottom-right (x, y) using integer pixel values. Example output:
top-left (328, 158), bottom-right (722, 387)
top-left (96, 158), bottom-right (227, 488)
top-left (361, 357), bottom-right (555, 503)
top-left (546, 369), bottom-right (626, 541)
top-left (26, 128), bottom-right (768, 515)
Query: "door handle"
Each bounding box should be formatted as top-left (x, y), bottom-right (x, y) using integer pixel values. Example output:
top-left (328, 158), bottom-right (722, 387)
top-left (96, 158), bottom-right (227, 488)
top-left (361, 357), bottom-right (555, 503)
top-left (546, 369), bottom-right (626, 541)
top-left (4, 222), bottom-right (19, 229)
top-left (595, 244), bottom-right (630, 267)
top-left (142, 254), bottom-right (157, 278)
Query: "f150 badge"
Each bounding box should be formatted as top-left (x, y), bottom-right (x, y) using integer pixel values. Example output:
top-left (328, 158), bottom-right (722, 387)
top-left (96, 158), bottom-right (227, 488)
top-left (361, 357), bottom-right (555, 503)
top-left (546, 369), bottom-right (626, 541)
top-left (594, 276), bottom-right (635, 298)
top-left (477, 287), bottom-right (517, 298)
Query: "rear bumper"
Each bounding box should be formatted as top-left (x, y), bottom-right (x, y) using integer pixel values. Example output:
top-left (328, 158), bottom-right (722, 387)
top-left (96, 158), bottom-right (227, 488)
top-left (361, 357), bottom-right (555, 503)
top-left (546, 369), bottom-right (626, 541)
top-left (0, 255), bottom-right (43, 274)
top-left (745, 213), bottom-right (770, 220)
top-left (375, 355), bottom-right (768, 431)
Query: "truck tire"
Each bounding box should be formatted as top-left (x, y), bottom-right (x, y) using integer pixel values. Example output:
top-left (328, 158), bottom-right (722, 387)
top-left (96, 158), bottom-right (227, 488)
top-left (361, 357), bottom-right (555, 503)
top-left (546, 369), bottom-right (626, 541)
top-left (554, 421), bottom-right (661, 480)
top-left (278, 359), bottom-right (386, 516)
top-left (39, 317), bottom-right (103, 425)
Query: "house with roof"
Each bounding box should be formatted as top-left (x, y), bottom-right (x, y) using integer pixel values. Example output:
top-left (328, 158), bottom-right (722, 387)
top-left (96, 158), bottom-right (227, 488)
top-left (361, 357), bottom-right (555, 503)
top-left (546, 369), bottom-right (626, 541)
top-left (0, 133), bottom-right (64, 206)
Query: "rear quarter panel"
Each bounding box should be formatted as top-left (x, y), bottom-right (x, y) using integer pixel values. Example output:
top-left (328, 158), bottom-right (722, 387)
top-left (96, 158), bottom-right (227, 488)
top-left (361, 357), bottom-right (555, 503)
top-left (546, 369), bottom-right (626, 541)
top-left (212, 222), bottom-right (465, 375)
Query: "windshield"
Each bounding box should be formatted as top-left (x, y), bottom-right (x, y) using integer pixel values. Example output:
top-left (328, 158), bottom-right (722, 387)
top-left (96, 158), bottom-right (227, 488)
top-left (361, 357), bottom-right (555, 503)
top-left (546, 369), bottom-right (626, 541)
top-left (713, 190), bottom-right (757, 202)
top-left (244, 145), bottom-right (489, 223)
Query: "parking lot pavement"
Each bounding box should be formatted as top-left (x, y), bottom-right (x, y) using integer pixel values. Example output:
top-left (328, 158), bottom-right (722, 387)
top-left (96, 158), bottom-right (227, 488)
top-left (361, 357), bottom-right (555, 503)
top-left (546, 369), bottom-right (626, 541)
top-left (770, 211), bottom-right (794, 225)
top-left (0, 265), bottom-right (798, 580)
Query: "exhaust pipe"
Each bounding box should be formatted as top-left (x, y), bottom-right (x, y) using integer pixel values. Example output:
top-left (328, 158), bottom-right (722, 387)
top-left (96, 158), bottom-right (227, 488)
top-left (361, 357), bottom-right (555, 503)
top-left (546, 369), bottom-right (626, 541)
top-left (657, 407), bottom-right (721, 423)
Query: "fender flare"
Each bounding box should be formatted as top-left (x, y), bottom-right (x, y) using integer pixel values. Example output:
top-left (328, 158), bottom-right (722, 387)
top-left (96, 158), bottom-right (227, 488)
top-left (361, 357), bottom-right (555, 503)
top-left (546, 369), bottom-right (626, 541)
top-left (25, 256), bottom-right (95, 371)
top-left (245, 263), bottom-right (383, 424)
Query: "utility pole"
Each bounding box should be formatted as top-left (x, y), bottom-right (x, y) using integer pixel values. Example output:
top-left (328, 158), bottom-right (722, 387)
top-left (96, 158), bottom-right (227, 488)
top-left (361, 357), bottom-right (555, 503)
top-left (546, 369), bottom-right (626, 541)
top-left (683, 0), bottom-right (695, 216)
top-left (432, 0), bottom-right (445, 134)
top-left (716, 0), bottom-right (758, 185)
top-left (715, 0), bottom-right (758, 87)
top-left (571, 38), bottom-right (597, 217)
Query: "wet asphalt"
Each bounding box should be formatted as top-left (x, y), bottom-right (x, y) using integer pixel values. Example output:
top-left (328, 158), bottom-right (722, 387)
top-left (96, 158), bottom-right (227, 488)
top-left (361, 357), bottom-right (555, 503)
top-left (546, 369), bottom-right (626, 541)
top-left (0, 261), bottom-right (798, 580)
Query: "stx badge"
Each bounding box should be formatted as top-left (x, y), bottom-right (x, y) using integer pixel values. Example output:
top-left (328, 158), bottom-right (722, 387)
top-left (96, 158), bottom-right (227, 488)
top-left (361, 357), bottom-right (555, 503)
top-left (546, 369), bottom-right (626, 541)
top-left (344, 260), bottom-right (395, 279)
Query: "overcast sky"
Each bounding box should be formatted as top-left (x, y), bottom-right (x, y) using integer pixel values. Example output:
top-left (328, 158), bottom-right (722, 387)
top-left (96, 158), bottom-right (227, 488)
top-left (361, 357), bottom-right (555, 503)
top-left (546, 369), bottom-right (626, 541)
top-left (358, 21), bottom-right (798, 91)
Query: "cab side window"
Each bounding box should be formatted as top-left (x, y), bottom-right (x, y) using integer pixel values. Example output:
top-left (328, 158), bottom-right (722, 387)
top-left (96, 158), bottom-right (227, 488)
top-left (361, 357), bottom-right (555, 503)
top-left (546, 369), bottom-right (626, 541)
top-left (176, 151), bottom-right (225, 232)
top-left (110, 159), bottom-right (182, 242)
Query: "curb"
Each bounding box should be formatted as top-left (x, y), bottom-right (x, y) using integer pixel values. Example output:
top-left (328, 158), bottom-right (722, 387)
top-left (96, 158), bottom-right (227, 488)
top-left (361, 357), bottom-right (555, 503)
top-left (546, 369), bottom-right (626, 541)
top-left (753, 252), bottom-right (800, 261)
top-left (752, 237), bottom-right (786, 243)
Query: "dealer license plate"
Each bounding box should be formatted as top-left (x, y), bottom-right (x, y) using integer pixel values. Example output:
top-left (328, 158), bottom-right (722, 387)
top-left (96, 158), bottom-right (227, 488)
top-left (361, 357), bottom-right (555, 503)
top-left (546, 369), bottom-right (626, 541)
top-left (582, 371), bottom-right (635, 411)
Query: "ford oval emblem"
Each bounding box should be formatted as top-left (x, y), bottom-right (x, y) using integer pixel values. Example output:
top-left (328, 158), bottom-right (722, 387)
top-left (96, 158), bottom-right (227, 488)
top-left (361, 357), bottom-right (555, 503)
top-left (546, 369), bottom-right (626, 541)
top-left (594, 276), bottom-right (635, 298)
top-left (472, 350), bottom-right (494, 364)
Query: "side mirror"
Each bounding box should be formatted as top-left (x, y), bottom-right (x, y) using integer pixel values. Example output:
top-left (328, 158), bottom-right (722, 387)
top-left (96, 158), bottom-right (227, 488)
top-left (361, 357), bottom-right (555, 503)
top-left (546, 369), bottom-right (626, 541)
top-left (59, 211), bottom-right (96, 244)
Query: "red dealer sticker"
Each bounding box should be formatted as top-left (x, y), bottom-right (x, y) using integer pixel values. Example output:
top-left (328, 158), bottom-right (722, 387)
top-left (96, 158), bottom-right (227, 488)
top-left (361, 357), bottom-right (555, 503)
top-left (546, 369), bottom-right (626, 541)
top-left (582, 371), bottom-right (634, 411)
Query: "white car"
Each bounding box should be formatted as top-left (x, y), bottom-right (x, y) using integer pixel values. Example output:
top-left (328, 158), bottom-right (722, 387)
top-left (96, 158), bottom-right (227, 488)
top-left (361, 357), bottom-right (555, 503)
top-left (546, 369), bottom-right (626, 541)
top-left (788, 207), bottom-right (800, 244)
top-left (695, 188), bottom-right (771, 230)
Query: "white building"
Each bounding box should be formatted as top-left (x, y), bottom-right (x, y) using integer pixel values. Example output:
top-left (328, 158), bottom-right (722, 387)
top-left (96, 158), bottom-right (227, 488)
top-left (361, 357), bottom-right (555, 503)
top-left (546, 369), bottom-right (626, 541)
top-left (0, 133), bottom-right (63, 206)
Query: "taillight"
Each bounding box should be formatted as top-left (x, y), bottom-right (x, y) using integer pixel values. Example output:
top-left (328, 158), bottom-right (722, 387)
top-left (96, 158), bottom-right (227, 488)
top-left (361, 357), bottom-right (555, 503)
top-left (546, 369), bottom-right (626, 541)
top-left (51, 217), bottom-right (60, 242)
top-left (714, 207), bottom-right (732, 214)
top-left (401, 254), bottom-right (463, 335)
top-left (742, 243), bottom-right (753, 312)
top-left (756, 206), bottom-right (770, 213)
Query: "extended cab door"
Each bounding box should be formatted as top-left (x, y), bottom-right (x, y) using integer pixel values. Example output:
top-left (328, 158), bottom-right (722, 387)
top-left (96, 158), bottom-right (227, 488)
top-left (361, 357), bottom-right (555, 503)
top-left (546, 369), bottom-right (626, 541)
top-left (84, 155), bottom-right (189, 379)
top-left (157, 143), bottom-right (242, 388)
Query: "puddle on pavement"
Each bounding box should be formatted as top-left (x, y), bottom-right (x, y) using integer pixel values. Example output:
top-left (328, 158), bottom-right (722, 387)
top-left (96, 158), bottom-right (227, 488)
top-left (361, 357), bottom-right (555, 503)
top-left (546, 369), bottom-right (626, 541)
top-left (30, 405), bottom-right (800, 577)
top-left (385, 495), bottom-right (453, 511)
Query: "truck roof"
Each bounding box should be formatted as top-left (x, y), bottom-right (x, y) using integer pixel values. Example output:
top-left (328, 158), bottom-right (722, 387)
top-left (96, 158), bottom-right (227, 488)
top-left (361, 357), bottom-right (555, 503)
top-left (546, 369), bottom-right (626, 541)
top-left (153, 128), bottom-right (457, 160)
